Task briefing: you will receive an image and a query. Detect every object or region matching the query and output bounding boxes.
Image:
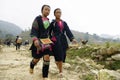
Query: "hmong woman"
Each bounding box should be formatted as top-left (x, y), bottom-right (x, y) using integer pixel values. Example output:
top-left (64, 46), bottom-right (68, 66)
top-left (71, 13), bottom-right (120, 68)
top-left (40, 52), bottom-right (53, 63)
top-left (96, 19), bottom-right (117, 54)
top-left (50, 8), bottom-right (77, 77)
top-left (29, 5), bottom-right (51, 80)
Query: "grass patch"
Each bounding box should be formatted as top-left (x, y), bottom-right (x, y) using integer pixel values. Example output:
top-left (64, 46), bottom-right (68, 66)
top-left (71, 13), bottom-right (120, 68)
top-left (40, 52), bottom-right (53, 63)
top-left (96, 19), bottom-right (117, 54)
top-left (67, 47), bottom-right (95, 59)
top-left (82, 74), bottom-right (96, 80)
top-left (108, 61), bottom-right (120, 70)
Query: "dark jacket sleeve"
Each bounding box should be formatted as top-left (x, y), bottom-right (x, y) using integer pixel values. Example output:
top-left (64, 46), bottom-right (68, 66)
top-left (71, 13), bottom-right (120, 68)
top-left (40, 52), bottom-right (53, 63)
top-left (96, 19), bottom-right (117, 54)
top-left (49, 22), bottom-right (54, 38)
top-left (30, 18), bottom-right (39, 40)
top-left (64, 22), bottom-right (74, 41)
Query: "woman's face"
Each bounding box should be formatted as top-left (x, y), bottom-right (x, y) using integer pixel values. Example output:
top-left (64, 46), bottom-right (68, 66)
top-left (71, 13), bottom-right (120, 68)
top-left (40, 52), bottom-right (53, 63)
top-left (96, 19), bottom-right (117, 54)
top-left (54, 9), bottom-right (61, 19)
top-left (42, 6), bottom-right (50, 17)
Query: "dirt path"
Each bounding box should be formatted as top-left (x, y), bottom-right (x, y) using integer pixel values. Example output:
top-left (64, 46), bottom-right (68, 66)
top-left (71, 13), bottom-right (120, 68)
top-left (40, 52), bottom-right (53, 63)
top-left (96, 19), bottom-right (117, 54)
top-left (0, 46), bottom-right (78, 80)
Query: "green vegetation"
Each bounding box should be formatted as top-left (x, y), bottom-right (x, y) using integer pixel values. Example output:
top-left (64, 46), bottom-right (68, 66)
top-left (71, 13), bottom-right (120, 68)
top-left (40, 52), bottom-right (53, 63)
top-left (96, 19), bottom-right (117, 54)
top-left (104, 61), bottom-right (120, 70)
top-left (67, 43), bottom-right (120, 70)
top-left (19, 30), bottom-right (31, 42)
top-left (105, 41), bottom-right (110, 48)
top-left (82, 74), bottom-right (96, 80)
top-left (67, 47), bottom-right (94, 59)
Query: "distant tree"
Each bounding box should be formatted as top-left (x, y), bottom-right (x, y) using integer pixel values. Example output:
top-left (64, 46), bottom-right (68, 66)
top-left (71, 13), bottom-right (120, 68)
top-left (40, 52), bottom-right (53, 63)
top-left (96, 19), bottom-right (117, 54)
top-left (112, 38), bottom-right (120, 42)
top-left (93, 33), bottom-right (99, 40)
top-left (84, 32), bottom-right (89, 40)
top-left (105, 41), bottom-right (110, 48)
top-left (5, 34), bottom-right (14, 40)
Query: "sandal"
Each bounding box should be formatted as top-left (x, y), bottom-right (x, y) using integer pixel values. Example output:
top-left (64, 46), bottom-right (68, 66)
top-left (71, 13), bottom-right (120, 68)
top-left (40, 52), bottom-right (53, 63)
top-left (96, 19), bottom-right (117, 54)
top-left (29, 68), bottom-right (34, 74)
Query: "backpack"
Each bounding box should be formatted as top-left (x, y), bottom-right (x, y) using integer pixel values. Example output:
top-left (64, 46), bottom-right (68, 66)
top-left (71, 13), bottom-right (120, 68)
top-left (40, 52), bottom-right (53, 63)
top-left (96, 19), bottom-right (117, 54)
top-left (17, 37), bottom-right (22, 43)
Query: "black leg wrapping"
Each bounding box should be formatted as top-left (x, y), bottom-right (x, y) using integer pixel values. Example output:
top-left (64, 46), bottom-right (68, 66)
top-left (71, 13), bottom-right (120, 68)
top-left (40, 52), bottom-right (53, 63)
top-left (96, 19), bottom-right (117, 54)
top-left (42, 60), bottom-right (50, 78)
top-left (30, 60), bottom-right (37, 69)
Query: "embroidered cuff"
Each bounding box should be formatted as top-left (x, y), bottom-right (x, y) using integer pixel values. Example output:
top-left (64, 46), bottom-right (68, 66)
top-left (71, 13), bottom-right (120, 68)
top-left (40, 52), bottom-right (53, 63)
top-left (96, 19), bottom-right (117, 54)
top-left (32, 37), bottom-right (38, 42)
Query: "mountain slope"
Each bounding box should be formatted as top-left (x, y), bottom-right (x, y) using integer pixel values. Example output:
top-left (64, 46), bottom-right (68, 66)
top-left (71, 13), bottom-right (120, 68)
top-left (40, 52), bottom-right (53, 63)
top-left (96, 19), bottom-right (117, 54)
top-left (0, 20), bottom-right (22, 38)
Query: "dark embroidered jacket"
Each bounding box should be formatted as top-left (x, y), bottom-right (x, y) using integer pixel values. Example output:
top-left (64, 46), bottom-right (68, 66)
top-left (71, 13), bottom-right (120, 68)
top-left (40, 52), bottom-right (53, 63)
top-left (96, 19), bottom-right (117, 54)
top-left (50, 20), bottom-right (74, 50)
top-left (30, 15), bottom-right (51, 50)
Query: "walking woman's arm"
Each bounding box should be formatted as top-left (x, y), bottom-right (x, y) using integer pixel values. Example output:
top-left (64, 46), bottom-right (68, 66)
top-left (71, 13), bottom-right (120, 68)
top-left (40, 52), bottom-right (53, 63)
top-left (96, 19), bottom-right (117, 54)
top-left (64, 22), bottom-right (74, 42)
top-left (49, 22), bottom-right (53, 38)
top-left (30, 18), bottom-right (39, 42)
top-left (30, 18), bottom-right (41, 48)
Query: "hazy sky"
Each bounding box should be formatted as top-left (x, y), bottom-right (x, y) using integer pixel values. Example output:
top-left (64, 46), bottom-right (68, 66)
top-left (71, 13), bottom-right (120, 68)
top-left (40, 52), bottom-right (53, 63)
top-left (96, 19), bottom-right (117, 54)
top-left (0, 0), bottom-right (120, 36)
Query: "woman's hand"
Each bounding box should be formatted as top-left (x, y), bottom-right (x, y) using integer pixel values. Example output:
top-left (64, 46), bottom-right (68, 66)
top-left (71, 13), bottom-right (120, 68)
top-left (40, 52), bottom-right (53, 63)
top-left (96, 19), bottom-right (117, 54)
top-left (72, 39), bottom-right (77, 44)
top-left (34, 40), bottom-right (41, 54)
top-left (34, 40), bottom-right (40, 47)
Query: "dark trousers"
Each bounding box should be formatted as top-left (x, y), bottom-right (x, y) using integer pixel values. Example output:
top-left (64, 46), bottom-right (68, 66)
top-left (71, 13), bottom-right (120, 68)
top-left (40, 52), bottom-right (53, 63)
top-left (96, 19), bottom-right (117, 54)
top-left (16, 43), bottom-right (21, 50)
